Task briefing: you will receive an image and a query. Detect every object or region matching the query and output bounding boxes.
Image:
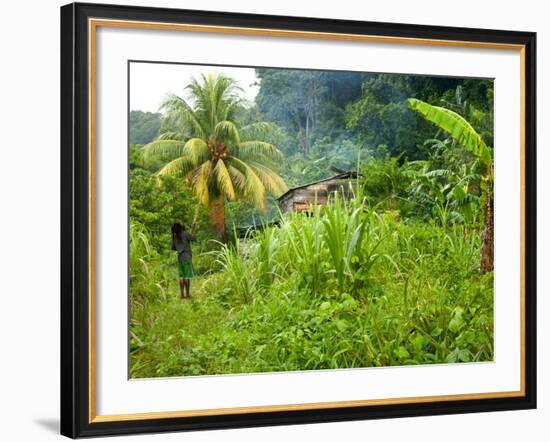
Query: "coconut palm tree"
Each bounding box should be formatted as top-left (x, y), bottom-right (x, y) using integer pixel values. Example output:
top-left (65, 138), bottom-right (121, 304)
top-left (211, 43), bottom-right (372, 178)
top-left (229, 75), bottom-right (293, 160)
top-left (143, 73), bottom-right (288, 240)
top-left (407, 98), bottom-right (493, 273)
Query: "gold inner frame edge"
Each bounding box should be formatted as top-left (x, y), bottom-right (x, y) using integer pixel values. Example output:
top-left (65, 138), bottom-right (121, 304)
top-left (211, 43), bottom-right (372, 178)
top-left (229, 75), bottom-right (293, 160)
top-left (87, 17), bottom-right (527, 423)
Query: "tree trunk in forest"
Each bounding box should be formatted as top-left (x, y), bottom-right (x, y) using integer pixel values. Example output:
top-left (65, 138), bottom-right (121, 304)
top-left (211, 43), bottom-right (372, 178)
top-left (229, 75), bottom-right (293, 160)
top-left (480, 171), bottom-right (494, 273)
top-left (209, 196), bottom-right (227, 242)
top-left (304, 116), bottom-right (310, 156)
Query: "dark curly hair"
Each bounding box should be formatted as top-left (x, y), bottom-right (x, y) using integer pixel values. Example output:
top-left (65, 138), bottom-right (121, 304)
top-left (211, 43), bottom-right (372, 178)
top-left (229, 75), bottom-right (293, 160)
top-left (171, 222), bottom-right (185, 241)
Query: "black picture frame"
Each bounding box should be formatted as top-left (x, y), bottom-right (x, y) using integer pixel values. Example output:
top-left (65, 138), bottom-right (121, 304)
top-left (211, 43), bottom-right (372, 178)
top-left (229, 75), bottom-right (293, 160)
top-left (61, 2), bottom-right (537, 438)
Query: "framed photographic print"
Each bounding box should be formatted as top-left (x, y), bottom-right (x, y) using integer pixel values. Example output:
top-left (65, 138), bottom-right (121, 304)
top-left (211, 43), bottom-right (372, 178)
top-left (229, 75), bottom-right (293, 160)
top-left (60, 2), bottom-right (537, 438)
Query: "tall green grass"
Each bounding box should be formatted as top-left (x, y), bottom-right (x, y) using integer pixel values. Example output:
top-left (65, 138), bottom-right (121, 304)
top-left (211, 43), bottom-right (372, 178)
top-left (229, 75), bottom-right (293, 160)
top-left (129, 191), bottom-right (493, 378)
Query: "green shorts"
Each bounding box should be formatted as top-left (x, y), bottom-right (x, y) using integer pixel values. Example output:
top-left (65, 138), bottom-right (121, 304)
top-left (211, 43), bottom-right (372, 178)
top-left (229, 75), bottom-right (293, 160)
top-left (178, 259), bottom-right (194, 279)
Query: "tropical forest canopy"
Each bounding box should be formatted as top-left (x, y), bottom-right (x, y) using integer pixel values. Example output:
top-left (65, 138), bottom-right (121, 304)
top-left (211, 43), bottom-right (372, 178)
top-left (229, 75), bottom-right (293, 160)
top-left (131, 70), bottom-right (492, 227)
top-left (129, 110), bottom-right (162, 145)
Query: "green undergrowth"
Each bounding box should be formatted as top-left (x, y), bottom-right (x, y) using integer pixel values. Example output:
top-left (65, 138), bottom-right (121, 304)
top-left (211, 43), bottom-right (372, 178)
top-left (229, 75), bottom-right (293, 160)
top-left (130, 195), bottom-right (493, 378)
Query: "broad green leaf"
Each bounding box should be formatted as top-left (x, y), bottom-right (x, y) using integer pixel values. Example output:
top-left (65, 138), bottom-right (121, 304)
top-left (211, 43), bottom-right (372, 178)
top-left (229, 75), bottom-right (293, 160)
top-left (395, 346), bottom-right (410, 359)
top-left (407, 98), bottom-right (492, 165)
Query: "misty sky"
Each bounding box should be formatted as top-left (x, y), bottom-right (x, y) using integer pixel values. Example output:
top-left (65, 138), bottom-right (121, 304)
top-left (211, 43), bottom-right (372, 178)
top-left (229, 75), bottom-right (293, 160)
top-left (129, 62), bottom-right (259, 113)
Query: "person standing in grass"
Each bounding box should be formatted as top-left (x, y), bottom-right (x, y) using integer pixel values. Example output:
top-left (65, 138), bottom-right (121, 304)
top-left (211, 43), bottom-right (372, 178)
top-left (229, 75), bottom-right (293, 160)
top-left (171, 221), bottom-right (196, 300)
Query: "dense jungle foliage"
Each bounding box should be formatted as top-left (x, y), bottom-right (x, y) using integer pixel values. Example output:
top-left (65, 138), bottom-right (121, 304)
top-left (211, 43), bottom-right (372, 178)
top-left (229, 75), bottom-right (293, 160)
top-left (129, 69), bottom-right (494, 378)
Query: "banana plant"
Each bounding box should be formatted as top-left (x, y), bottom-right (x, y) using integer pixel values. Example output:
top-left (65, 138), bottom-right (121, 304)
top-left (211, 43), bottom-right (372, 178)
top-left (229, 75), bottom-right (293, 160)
top-left (407, 98), bottom-right (493, 273)
top-left (404, 162), bottom-right (480, 229)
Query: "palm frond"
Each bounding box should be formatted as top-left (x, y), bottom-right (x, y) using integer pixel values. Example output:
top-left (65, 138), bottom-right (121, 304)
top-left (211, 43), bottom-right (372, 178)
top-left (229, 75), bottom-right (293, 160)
top-left (228, 157), bottom-right (266, 209)
top-left (247, 161), bottom-right (288, 196)
top-left (239, 122), bottom-right (280, 142)
top-left (212, 73), bottom-right (243, 106)
top-left (156, 156), bottom-right (196, 177)
top-left (181, 138), bottom-right (210, 166)
top-left (160, 93), bottom-right (206, 139)
top-left (235, 141), bottom-right (283, 163)
top-left (142, 139), bottom-right (187, 165)
top-left (155, 131), bottom-right (184, 141)
top-left (186, 73), bottom-right (243, 133)
top-left (190, 160), bottom-right (213, 206)
top-left (221, 100), bottom-right (240, 122)
top-left (214, 120), bottom-right (241, 145)
top-left (227, 165), bottom-right (247, 195)
top-left (213, 159), bottom-right (236, 200)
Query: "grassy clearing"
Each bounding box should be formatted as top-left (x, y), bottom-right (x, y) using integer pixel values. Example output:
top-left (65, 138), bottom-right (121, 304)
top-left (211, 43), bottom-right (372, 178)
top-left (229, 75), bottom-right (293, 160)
top-left (129, 193), bottom-right (493, 378)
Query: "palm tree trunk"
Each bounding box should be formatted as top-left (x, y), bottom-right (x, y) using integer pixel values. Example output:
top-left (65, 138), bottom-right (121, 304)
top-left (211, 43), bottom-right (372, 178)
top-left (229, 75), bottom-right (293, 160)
top-left (209, 195), bottom-right (227, 242)
top-left (480, 177), bottom-right (494, 273)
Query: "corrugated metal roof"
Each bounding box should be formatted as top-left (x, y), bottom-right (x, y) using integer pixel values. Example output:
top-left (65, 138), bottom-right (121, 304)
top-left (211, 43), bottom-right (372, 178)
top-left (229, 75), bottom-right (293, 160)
top-left (277, 171), bottom-right (358, 201)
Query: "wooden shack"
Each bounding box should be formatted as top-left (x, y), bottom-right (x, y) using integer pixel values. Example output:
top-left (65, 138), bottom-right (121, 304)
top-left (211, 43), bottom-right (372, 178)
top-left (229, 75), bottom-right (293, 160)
top-left (278, 171), bottom-right (358, 214)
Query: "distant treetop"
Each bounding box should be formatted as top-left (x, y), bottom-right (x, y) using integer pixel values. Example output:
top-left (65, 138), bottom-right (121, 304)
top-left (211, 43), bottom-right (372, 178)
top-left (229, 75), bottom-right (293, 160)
top-left (129, 110), bottom-right (162, 145)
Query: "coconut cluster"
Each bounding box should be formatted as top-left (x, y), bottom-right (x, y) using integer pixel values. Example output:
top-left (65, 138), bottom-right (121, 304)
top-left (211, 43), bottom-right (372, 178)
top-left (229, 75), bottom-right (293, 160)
top-left (208, 137), bottom-right (228, 159)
